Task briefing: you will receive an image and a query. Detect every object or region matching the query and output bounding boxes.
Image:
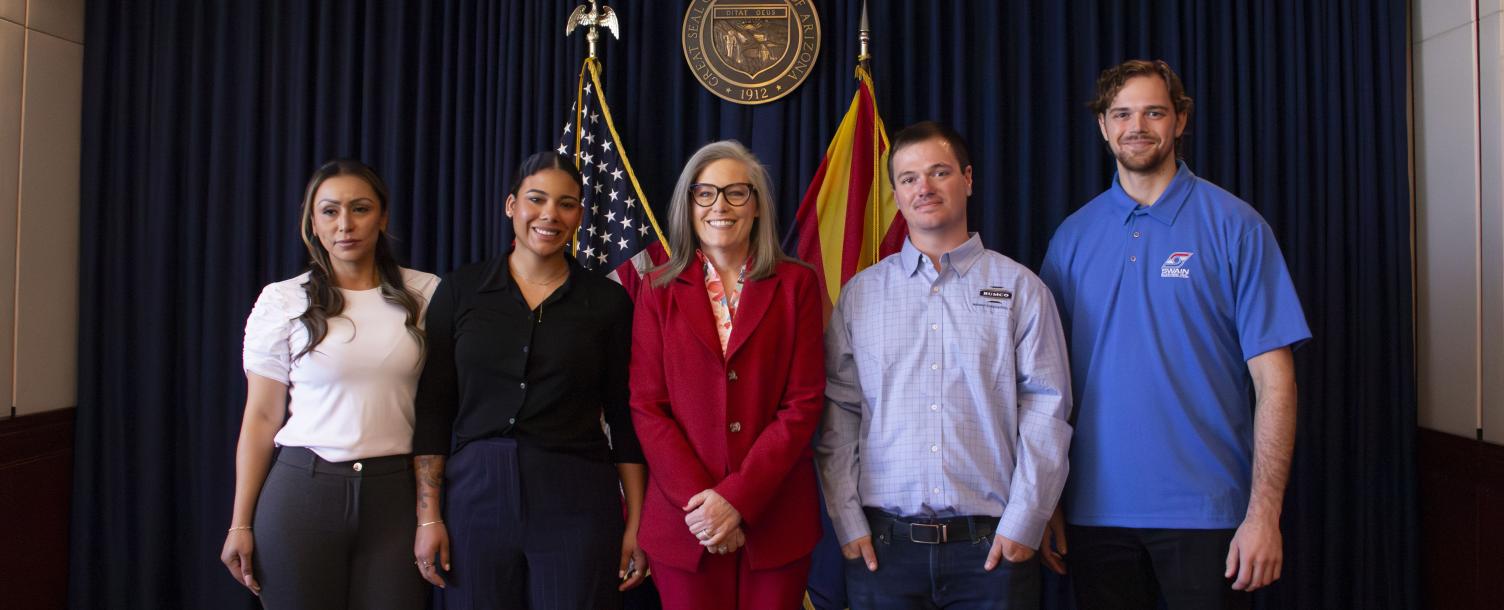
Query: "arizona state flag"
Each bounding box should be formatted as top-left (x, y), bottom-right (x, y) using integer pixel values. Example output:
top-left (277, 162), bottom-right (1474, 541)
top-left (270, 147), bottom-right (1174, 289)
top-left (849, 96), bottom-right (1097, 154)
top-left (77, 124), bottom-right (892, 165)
top-left (787, 63), bottom-right (906, 318)
top-left (792, 62), bottom-right (904, 610)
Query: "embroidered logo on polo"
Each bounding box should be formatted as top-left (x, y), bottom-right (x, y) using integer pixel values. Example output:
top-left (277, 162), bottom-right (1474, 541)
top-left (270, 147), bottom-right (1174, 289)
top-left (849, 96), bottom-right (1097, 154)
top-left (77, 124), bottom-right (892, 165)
top-left (1161, 251), bottom-right (1193, 279)
top-left (979, 288), bottom-right (1012, 300)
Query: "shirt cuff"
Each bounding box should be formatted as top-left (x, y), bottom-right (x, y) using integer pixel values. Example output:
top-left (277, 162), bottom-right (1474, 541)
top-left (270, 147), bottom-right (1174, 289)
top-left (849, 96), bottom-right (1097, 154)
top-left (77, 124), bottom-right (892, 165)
top-left (830, 503), bottom-right (872, 546)
top-left (997, 503), bottom-right (1048, 551)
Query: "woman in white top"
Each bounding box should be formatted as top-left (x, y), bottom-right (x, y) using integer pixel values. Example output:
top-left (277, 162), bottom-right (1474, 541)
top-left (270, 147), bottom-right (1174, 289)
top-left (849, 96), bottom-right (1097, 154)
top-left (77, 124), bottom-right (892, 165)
top-left (219, 159), bottom-right (439, 609)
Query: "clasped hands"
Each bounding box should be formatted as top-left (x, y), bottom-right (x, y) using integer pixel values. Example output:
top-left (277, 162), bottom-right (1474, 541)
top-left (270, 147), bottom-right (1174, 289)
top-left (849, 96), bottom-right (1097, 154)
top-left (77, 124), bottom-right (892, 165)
top-left (684, 489), bottom-right (744, 555)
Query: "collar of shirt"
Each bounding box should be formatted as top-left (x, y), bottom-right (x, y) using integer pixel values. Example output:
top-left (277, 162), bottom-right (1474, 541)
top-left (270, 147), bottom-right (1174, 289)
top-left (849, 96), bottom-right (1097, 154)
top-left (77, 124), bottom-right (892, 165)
top-left (694, 249), bottom-right (749, 285)
top-left (696, 248), bottom-right (747, 355)
top-left (898, 233), bottom-right (986, 279)
top-left (1109, 160), bottom-right (1196, 226)
top-left (474, 248), bottom-right (584, 305)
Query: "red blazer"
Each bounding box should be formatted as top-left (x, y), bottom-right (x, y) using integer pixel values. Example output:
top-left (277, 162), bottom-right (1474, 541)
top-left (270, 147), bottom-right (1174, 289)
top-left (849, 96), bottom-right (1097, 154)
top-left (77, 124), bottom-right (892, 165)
top-left (629, 259), bottom-right (825, 572)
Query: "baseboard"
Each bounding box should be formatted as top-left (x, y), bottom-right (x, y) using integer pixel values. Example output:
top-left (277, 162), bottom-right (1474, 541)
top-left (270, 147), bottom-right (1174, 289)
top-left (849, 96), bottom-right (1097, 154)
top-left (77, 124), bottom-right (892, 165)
top-left (1417, 427), bottom-right (1504, 610)
top-left (0, 407), bottom-right (75, 610)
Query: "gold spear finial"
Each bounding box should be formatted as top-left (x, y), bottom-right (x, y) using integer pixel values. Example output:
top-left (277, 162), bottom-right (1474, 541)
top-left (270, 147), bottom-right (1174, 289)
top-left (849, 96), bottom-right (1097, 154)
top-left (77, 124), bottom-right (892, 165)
top-left (565, 0), bottom-right (621, 59)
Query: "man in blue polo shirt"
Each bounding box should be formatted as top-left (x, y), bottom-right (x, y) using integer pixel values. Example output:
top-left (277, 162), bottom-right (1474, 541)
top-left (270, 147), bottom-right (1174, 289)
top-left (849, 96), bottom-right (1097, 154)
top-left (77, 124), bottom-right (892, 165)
top-left (1040, 60), bottom-right (1309, 609)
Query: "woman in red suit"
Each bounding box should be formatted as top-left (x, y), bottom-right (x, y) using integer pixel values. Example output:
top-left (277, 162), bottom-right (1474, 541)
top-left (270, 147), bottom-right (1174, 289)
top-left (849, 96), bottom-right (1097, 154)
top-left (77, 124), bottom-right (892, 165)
top-left (630, 140), bottom-right (825, 609)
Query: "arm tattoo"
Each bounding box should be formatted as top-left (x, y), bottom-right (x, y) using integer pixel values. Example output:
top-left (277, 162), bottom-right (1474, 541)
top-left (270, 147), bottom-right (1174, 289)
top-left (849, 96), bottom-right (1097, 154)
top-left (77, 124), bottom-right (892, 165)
top-left (415, 455), bottom-right (445, 511)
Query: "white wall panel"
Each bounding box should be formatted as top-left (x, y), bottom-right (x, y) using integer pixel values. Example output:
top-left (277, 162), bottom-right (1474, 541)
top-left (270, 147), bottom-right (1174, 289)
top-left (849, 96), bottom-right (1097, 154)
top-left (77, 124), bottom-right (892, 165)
top-left (1480, 11), bottom-right (1504, 444)
top-left (1416, 0), bottom-right (1477, 42)
top-left (13, 30), bottom-right (79, 414)
top-left (0, 0), bottom-right (22, 26)
top-left (1415, 25), bottom-right (1483, 438)
top-left (0, 20), bottom-right (21, 413)
top-left (25, 0), bottom-right (82, 44)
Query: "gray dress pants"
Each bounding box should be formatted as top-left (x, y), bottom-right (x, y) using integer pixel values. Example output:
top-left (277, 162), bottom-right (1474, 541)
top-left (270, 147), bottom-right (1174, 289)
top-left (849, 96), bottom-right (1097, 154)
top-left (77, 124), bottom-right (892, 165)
top-left (252, 446), bottom-right (428, 610)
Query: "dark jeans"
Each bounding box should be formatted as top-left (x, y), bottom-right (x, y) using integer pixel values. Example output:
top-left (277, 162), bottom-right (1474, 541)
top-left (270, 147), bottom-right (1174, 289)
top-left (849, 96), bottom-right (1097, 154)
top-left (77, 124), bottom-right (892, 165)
top-left (1065, 525), bottom-right (1251, 610)
top-left (252, 447), bottom-right (427, 610)
top-left (845, 511), bottom-right (1041, 609)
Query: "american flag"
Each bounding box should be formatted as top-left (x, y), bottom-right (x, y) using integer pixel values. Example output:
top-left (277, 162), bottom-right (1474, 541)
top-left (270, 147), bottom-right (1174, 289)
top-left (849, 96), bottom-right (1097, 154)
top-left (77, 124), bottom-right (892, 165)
top-left (557, 59), bottom-right (669, 298)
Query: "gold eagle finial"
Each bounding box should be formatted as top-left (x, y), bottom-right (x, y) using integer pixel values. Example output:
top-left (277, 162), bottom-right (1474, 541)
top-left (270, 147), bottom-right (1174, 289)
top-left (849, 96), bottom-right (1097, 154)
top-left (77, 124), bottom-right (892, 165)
top-left (566, 0), bottom-right (620, 59)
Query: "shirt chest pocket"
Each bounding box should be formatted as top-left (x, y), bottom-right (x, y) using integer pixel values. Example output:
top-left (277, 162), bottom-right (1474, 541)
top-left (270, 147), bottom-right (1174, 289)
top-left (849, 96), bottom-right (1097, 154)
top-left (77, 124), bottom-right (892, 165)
top-left (960, 296), bottom-right (1017, 393)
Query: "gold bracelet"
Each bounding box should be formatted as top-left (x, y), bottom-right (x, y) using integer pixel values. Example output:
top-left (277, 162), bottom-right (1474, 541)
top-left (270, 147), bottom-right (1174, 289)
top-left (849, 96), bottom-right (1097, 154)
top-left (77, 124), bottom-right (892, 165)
top-left (418, 520), bottom-right (444, 528)
top-left (227, 526), bottom-right (252, 533)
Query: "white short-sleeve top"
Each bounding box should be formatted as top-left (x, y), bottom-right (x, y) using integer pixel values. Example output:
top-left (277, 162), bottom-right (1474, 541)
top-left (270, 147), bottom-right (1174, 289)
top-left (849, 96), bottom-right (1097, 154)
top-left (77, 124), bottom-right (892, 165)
top-left (243, 268), bottom-right (440, 462)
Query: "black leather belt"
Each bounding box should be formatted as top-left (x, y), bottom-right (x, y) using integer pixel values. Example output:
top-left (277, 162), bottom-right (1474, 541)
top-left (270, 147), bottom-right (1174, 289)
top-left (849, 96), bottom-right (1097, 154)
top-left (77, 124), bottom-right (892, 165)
top-left (863, 507), bottom-right (999, 545)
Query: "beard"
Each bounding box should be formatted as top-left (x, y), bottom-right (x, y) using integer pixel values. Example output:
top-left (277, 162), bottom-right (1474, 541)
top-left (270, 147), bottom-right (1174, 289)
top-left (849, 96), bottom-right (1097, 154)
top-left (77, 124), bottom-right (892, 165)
top-left (1112, 136), bottom-right (1176, 174)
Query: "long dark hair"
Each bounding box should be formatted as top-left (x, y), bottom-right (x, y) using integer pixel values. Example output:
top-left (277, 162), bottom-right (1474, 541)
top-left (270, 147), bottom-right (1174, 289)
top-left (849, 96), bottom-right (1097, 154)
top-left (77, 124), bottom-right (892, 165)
top-left (294, 159), bottom-right (425, 360)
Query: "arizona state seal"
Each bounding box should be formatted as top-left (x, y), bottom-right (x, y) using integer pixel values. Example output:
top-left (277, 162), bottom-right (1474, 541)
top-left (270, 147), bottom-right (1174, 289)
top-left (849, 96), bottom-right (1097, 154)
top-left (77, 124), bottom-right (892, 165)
top-left (682, 0), bottom-right (821, 105)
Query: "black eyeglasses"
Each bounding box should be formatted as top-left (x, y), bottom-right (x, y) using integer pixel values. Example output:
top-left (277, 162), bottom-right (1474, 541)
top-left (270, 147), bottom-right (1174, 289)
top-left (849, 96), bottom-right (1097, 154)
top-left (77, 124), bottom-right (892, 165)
top-left (689, 183), bottom-right (756, 207)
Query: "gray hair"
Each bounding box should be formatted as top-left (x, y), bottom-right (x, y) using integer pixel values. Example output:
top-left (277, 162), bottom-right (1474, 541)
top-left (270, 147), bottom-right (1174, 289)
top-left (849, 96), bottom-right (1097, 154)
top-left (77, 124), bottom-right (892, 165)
top-left (651, 140), bottom-right (793, 287)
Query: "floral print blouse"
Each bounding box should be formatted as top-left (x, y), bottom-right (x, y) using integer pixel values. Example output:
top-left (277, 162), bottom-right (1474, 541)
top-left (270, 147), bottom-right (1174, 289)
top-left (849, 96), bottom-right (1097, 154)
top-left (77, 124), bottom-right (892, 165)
top-left (698, 250), bottom-right (746, 356)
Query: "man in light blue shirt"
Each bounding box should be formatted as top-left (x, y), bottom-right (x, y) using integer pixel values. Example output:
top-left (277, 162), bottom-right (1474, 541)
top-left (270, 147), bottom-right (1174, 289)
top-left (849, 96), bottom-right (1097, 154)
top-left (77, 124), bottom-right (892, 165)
top-left (816, 121), bottom-right (1073, 609)
top-left (1041, 60), bottom-right (1309, 609)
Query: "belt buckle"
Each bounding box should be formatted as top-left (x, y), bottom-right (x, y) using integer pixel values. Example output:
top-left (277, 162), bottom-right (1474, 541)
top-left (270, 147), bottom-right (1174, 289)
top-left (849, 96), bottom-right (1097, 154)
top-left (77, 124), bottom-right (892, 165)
top-left (909, 522), bottom-right (947, 544)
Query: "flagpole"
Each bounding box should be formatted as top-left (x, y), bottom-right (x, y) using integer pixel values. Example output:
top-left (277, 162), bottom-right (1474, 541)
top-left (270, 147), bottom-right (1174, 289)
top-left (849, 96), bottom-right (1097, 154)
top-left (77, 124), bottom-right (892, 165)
top-left (860, 1), bottom-right (881, 266)
top-left (859, 1), bottom-right (872, 71)
top-left (566, 1), bottom-right (620, 257)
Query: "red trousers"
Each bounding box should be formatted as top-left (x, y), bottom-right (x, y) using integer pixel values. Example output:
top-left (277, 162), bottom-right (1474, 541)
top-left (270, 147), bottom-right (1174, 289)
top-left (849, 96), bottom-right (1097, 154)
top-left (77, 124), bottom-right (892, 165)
top-left (652, 551), bottom-right (813, 610)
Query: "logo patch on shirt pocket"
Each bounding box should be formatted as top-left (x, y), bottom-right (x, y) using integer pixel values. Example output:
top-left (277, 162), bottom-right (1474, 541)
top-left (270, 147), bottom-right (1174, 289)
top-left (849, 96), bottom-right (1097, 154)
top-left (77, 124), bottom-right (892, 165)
top-left (973, 287), bottom-right (1013, 308)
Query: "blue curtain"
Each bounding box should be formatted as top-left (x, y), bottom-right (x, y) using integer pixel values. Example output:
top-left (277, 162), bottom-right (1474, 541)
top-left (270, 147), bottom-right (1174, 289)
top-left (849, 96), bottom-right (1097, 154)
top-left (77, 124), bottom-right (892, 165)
top-left (71, 1), bottom-right (1414, 608)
